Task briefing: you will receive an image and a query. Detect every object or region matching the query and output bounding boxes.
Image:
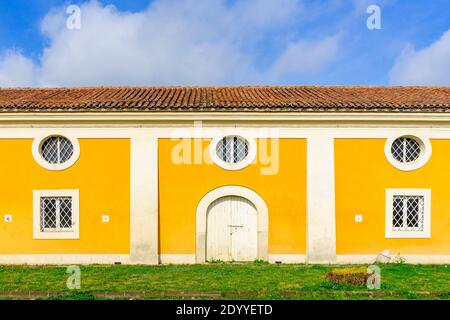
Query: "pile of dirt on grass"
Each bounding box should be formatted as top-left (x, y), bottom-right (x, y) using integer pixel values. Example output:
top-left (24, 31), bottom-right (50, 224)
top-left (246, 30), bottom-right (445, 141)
top-left (326, 267), bottom-right (371, 286)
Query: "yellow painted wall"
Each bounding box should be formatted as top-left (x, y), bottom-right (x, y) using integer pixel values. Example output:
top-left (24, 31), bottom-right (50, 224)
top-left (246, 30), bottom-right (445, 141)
top-left (0, 138), bottom-right (130, 254)
top-left (335, 139), bottom-right (450, 254)
top-left (158, 138), bottom-right (307, 255)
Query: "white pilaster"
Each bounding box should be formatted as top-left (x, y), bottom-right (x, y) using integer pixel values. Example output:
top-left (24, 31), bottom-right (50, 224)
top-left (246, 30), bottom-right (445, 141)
top-left (306, 134), bottom-right (336, 263)
top-left (130, 132), bottom-right (159, 264)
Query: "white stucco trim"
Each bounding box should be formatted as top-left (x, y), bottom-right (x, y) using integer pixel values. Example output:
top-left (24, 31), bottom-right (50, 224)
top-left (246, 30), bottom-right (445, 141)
top-left (159, 254), bottom-right (306, 264)
top-left (5, 111), bottom-right (450, 123)
top-left (129, 133), bottom-right (159, 264)
top-left (399, 255), bottom-right (450, 264)
top-left (0, 254), bottom-right (130, 265)
top-left (159, 254), bottom-right (196, 264)
top-left (33, 189), bottom-right (80, 240)
top-left (196, 186), bottom-right (268, 263)
top-left (2, 253), bottom-right (449, 265)
top-left (384, 134), bottom-right (432, 171)
top-left (2, 126), bottom-right (450, 139)
top-left (32, 134), bottom-right (80, 171)
top-left (336, 255), bottom-right (378, 264)
top-left (209, 135), bottom-right (257, 171)
top-left (385, 188), bottom-right (431, 239)
top-left (306, 134), bottom-right (336, 264)
top-left (336, 254), bottom-right (450, 264)
top-left (268, 254), bottom-right (306, 264)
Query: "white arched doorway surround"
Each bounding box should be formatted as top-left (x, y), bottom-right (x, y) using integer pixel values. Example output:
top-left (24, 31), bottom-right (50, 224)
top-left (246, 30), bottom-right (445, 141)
top-left (196, 186), bottom-right (269, 263)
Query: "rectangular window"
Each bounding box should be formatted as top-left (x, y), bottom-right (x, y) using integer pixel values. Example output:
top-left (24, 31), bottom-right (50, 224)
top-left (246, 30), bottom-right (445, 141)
top-left (40, 197), bottom-right (73, 231)
top-left (392, 195), bottom-right (424, 231)
top-left (386, 189), bottom-right (430, 238)
top-left (33, 190), bottom-right (79, 239)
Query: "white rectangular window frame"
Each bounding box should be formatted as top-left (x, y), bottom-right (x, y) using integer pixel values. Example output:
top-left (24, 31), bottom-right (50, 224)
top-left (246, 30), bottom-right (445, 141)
top-left (33, 189), bottom-right (80, 239)
top-left (385, 188), bottom-right (431, 239)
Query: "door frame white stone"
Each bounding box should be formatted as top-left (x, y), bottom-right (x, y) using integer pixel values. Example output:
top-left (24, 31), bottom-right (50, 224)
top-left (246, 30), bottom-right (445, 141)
top-left (196, 186), bottom-right (268, 263)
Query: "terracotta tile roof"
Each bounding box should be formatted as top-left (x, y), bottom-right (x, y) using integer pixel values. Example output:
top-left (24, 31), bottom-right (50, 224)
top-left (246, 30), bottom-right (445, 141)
top-left (0, 86), bottom-right (449, 113)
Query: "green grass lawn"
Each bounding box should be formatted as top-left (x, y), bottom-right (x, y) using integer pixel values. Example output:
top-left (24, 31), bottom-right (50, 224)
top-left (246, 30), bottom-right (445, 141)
top-left (0, 263), bottom-right (449, 300)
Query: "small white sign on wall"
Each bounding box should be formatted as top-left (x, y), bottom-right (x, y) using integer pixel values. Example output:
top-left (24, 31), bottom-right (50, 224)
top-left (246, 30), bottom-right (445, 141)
top-left (102, 215), bottom-right (110, 223)
top-left (4, 214), bottom-right (12, 222)
top-left (355, 214), bottom-right (363, 223)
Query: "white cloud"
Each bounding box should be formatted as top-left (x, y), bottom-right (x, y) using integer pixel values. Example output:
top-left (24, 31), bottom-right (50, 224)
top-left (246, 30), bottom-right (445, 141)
top-left (0, 51), bottom-right (37, 87)
top-left (389, 29), bottom-right (450, 85)
top-left (0, 0), bottom-right (339, 87)
top-left (269, 36), bottom-right (338, 79)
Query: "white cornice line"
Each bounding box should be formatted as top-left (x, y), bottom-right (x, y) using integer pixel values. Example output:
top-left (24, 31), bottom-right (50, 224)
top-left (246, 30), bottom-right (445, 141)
top-left (0, 112), bottom-right (450, 123)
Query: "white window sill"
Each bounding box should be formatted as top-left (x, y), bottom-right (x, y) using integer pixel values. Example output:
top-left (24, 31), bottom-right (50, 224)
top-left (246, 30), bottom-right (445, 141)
top-left (33, 231), bottom-right (79, 240)
top-left (385, 231), bottom-right (431, 239)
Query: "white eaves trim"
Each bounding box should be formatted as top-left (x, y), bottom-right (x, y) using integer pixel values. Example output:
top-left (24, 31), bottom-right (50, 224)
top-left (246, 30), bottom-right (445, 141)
top-left (2, 112), bottom-right (450, 123)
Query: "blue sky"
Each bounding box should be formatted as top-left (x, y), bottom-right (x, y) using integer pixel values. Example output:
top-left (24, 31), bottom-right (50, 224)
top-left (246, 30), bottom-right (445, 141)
top-left (0, 0), bottom-right (449, 87)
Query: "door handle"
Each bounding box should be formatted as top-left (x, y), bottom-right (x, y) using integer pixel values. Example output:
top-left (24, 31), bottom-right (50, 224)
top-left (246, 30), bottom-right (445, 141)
top-left (228, 225), bottom-right (243, 235)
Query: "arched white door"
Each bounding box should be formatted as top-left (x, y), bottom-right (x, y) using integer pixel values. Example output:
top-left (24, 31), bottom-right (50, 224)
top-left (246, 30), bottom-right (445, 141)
top-left (206, 196), bottom-right (257, 262)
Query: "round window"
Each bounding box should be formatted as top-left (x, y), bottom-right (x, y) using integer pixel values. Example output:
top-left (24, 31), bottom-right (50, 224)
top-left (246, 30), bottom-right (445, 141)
top-left (32, 134), bottom-right (80, 171)
top-left (216, 136), bottom-right (249, 163)
top-left (40, 136), bottom-right (74, 164)
top-left (390, 137), bottom-right (421, 163)
top-left (385, 135), bottom-right (431, 171)
top-left (210, 135), bottom-right (256, 171)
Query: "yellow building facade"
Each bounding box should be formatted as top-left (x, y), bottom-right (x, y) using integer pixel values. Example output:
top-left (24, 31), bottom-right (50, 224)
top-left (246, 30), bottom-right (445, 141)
top-left (335, 138), bottom-right (450, 262)
top-left (0, 86), bottom-right (449, 264)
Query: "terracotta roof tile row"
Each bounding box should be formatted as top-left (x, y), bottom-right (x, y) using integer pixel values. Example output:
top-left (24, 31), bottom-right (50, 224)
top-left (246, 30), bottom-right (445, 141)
top-left (0, 86), bottom-right (449, 113)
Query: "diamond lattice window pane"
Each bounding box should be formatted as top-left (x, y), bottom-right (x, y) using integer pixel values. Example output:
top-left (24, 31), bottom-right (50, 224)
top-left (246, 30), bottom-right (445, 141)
top-left (233, 137), bottom-right (249, 163)
top-left (405, 138), bottom-right (421, 162)
top-left (41, 137), bottom-right (59, 163)
top-left (40, 136), bottom-right (74, 164)
top-left (59, 138), bottom-right (74, 163)
top-left (216, 136), bottom-right (249, 164)
top-left (406, 198), bottom-right (421, 228)
top-left (59, 198), bottom-right (72, 228)
top-left (391, 137), bottom-right (421, 163)
top-left (216, 137), bottom-right (232, 163)
top-left (40, 196), bottom-right (73, 231)
top-left (392, 195), bottom-right (424, 231)
top-left (392, 197), bottom-right (404, 228)
top-left (40, 198), bottom-right (57, 230)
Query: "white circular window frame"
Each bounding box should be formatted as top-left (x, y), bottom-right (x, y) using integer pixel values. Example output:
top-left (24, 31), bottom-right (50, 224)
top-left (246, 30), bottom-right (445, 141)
top-left (384, 134), bottom-right (431, 171)
top-left (32, 134), bottom-right (80, 171)
top-left (209, 135), bottom-right (257, 171)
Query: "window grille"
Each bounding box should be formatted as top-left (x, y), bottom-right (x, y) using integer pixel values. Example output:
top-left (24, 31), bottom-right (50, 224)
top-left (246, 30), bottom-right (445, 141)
top-left (216, 136), bottom-right (249, 163)
top-left (40, 136), bottom-right (74, 164)
top-left (392, 195), bottom-right (424, 231)
top-left (40, 197), bottom-right (73, 232)
top-left (391, 137), bottom-right (421, 163)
